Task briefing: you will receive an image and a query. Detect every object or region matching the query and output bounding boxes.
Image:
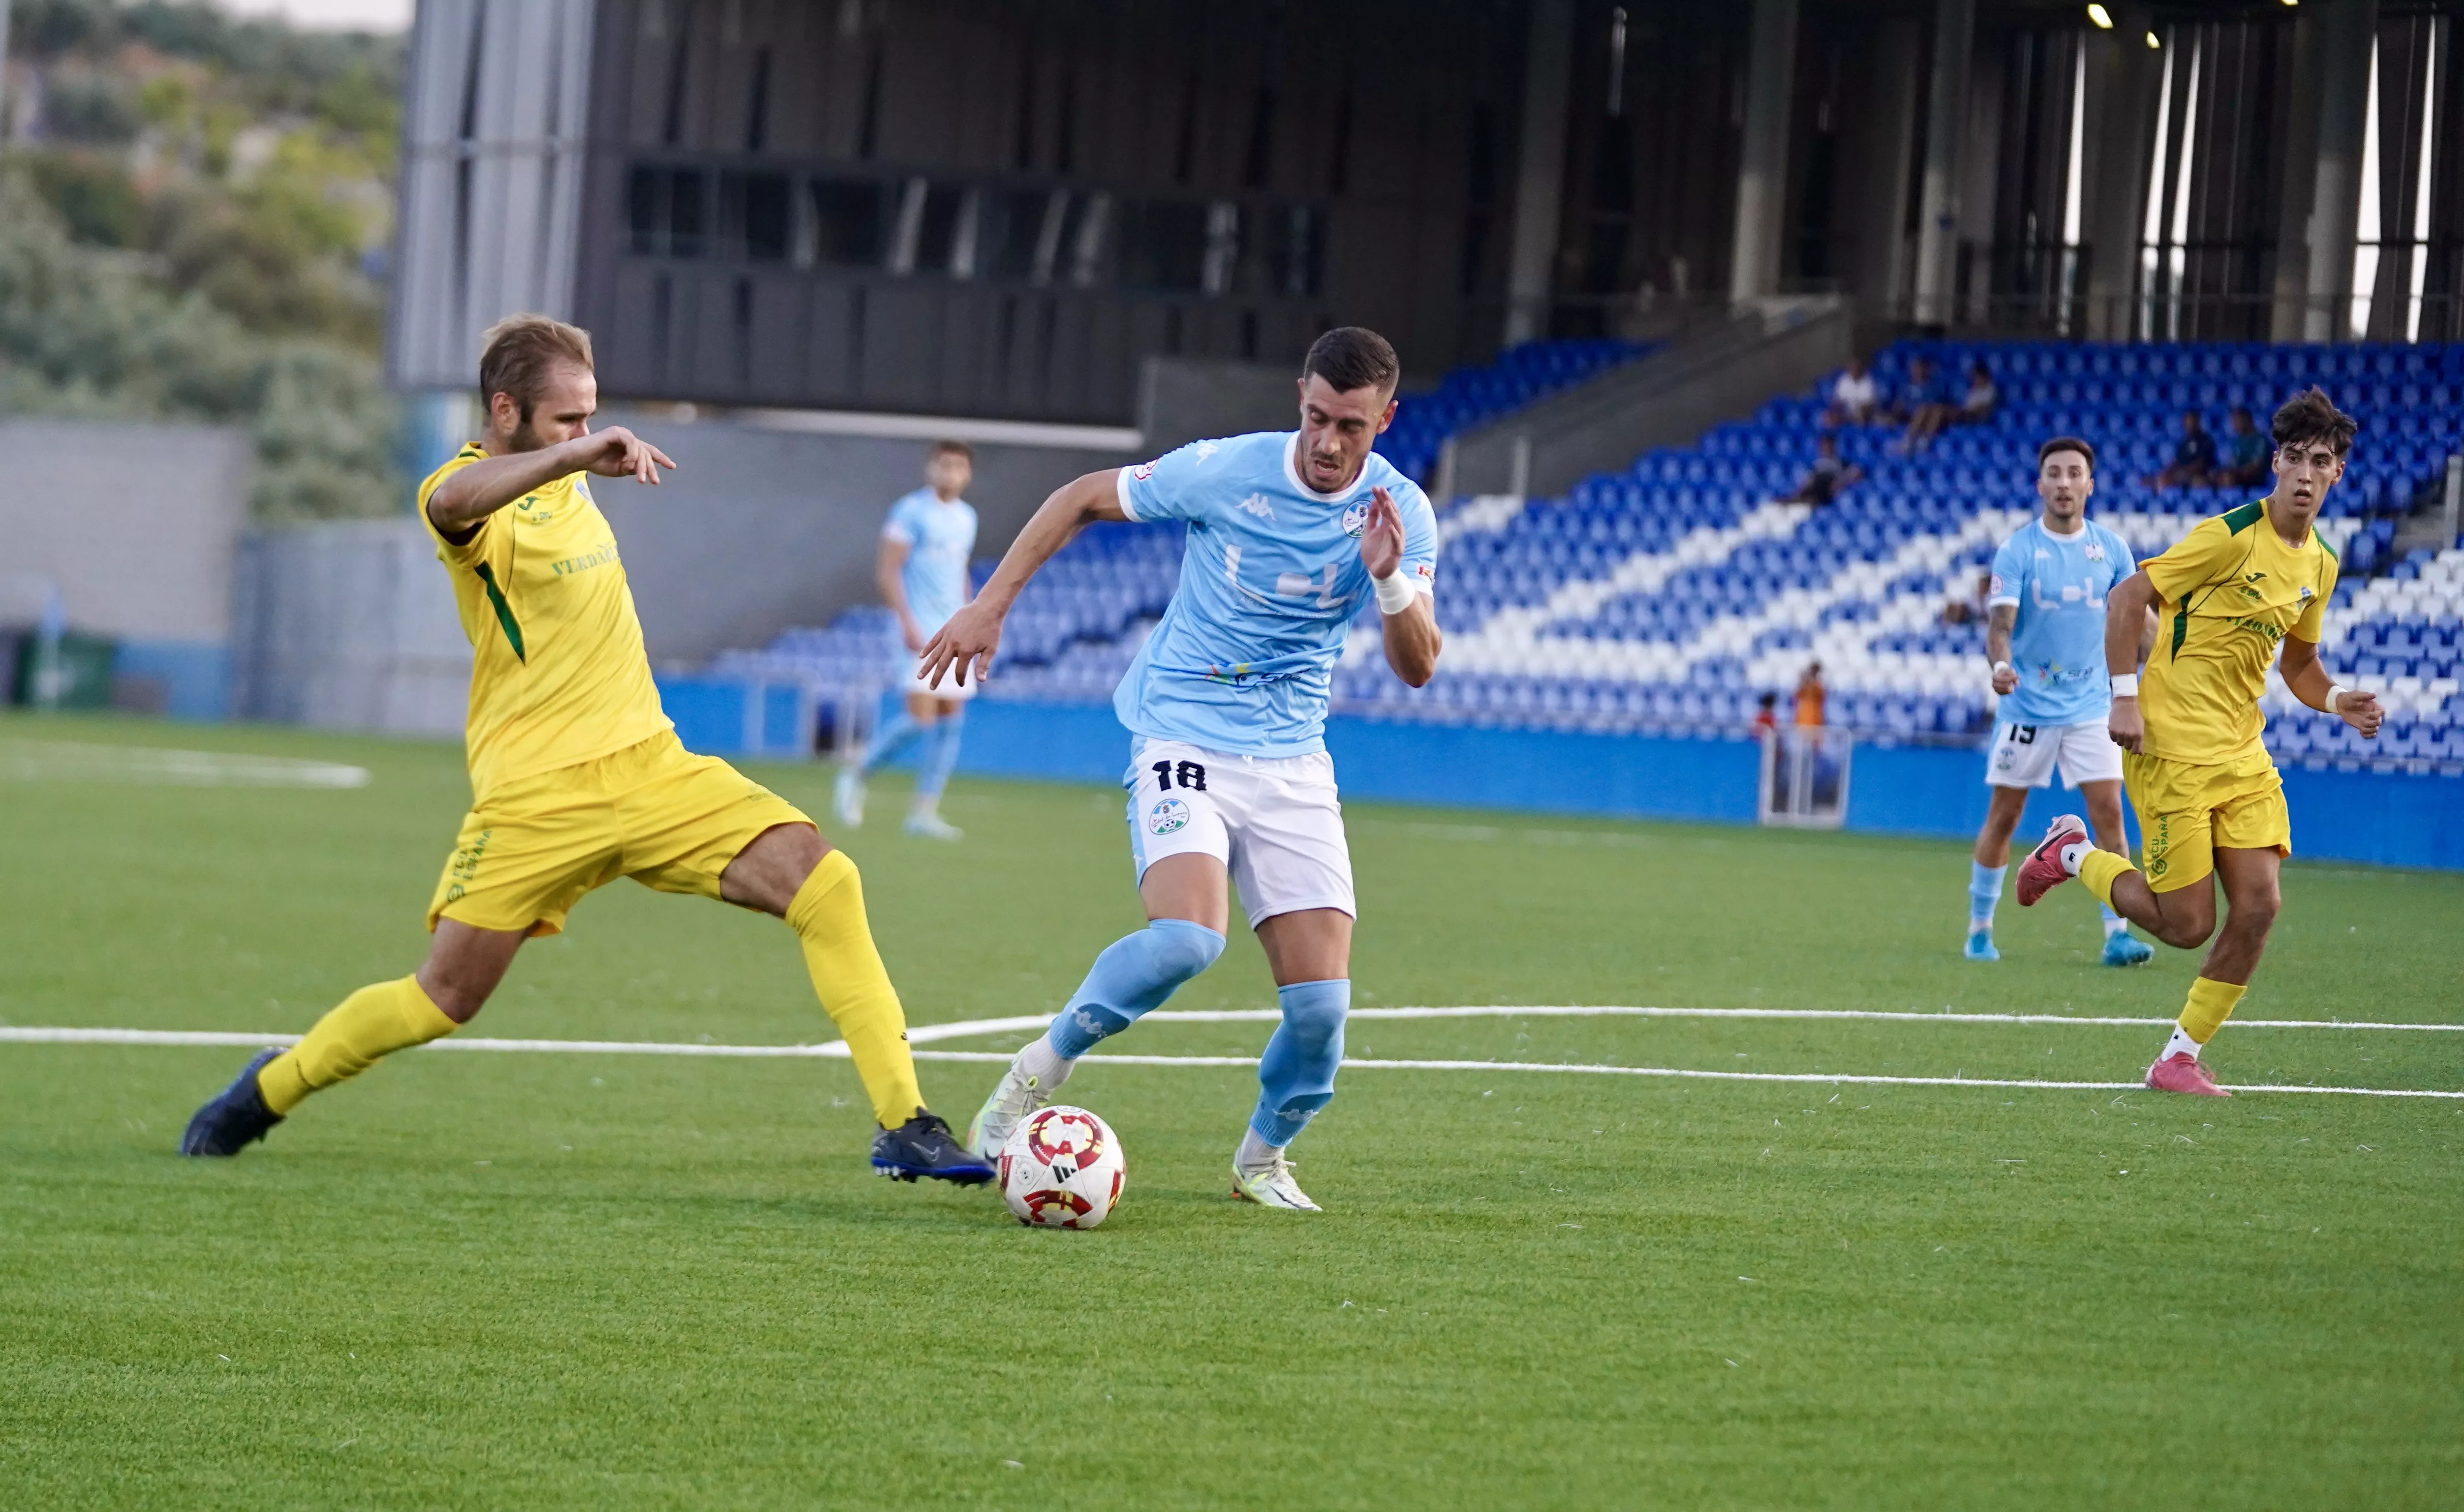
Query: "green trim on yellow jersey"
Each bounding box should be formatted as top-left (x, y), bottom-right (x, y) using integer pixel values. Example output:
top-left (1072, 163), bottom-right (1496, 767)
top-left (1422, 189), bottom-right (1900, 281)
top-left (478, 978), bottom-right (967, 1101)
top-left (471, 562), bottom-right (527, 663)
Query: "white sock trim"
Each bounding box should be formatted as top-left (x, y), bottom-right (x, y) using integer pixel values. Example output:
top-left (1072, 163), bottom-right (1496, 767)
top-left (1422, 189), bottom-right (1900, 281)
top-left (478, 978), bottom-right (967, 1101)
top-left (2162, 1025), bottom-right (2201, 1061)
top-left (2059, 841), bottom-right (2090, 875)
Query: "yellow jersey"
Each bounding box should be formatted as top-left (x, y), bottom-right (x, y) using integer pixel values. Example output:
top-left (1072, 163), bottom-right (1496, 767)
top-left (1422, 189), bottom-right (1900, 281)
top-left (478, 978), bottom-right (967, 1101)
top-left (417, 445), bottom-right (671, 801)
top-left (2138, 497), bottom-right (2337, 765)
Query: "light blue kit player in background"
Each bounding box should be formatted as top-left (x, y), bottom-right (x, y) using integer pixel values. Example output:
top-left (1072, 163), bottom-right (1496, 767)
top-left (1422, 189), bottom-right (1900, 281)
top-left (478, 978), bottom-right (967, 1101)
top-left (918, 328), bottom-right (1443, 1212)
top-left (1965, 435), bottom-right (2154, 967)
top-left (836, 440), bottom-right (979, 841)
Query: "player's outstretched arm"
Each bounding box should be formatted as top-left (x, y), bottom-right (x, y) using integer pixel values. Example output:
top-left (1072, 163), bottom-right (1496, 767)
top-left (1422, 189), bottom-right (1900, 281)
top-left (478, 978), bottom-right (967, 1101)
top-left (920, 469), bottom-right (1126, 688)
top-left (2104, 570), bottom-right (2157, 752)
top-left (1361, 486), bottom-right (1440, 687)
top-left (427, 429), bottom-right (675, 535)
top-left (2279, 634), bottom-right (2383, 737)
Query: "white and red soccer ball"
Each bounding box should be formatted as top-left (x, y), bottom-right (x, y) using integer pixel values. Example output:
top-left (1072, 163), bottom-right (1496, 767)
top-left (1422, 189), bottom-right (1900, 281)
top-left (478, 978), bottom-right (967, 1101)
top-left (999, 1105), bottom-right (1126, 1229)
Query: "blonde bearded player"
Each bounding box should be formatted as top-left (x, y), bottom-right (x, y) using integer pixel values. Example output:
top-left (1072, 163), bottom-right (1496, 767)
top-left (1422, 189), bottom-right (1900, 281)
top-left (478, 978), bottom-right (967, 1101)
top-left (2015, 387), bottom-right (2384, 1095)
top-left (180, 315), bottom-right (993, 1184)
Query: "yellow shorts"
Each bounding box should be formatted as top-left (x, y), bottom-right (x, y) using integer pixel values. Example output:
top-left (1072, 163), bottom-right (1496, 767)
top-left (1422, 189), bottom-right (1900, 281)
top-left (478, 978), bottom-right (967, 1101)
top-left (2122, 747), bottom-right (2291, 894)
top-left (428, 731), bottom-right (812, 936)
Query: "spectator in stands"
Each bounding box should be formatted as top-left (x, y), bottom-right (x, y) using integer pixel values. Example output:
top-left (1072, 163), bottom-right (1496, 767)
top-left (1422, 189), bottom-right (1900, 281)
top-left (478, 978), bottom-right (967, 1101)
top-left (1790, 433), bottom-right (1864, 505)
top-left (1752, 692), bottom-right (1780, 740)
top-left (1794, 661), bottom-right (1827, 728)
top-left (1941, 570), bottom-right (1991, 627)
top-left (2147, 410), bottom-right (2219, 489)
top-left (2218, 406), bottom-right (2270, 489)
top-left (1955, 361), bottom-right (1999, 426)
top-left (1894, 356), bottom-right (1958, 453)
top-left (1825, 357), bottom-right (1880, 426)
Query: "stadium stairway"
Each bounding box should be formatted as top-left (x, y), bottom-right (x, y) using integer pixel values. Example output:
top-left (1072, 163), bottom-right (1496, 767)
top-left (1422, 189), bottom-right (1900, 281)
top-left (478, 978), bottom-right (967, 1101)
top-left (716, 338), bottom-right (2464, 780)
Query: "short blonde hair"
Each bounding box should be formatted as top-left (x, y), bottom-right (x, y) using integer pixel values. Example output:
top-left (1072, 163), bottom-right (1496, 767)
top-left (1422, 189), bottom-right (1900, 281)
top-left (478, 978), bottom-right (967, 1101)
top-left (478, 314), bottom-right (594, 418)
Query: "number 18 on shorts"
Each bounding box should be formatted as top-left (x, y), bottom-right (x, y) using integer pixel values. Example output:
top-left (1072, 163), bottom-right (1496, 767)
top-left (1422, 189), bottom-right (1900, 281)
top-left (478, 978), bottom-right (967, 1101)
top-left (1124, 738), bottom-right (1356, 929)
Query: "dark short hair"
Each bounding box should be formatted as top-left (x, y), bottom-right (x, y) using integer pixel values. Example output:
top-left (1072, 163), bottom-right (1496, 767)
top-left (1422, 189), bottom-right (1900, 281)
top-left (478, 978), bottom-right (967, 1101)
top-left (1302, 327), bottom-right (1400, 395)
top-left (2271, 385), bottom-right (2358, 457)
top-left (478, 314), bottom-right (594, 419)
top-left (929, 439), bottom-right (974, 462)
top-left (2037, 435), bottom-right (2096, 472)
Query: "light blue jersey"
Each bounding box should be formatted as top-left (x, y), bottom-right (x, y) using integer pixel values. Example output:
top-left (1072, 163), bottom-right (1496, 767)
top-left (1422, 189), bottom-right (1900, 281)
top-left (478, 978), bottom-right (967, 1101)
top-left (882, 487), bottom-right (977, 635)
top-left (1114, 431), bottom-right (1437, 757)
top-left (1987, 515), bottom-right (2137, 726)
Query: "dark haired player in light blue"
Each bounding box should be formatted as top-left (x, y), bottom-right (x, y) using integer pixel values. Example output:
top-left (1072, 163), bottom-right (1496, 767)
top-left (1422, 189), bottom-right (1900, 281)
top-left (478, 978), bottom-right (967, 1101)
top-left (921, 327), bottom-right (1441, 1211)
top-left (837, 440), bottom-right (978, 840)
top-left (1965, 436), bottom-right (2153, 966)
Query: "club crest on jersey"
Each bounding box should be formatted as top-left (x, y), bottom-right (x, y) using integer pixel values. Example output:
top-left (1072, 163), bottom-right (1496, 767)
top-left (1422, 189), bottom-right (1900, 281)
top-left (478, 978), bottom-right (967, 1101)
top-left (1148, 797), bottom-right (1190, 836)
top-left (2298, 584), bottom-right (2315, 602)
top-left (1340, 503), bottom-right (1371, 537)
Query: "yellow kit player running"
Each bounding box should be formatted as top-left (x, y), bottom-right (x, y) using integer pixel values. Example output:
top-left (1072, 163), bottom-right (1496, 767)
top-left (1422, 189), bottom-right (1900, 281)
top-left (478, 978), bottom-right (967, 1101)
top-left (2015, 387), bottom-right (2384, 1096)
top-left (181, 314), bottom-right (992, 1183)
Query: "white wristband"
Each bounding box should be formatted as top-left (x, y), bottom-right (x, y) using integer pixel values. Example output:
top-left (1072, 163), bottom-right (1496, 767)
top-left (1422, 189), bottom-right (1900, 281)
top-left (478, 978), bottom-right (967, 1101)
top-left (2322, 683), bottom-right (2351, 715)
top-left (1991, 660), bottom-right (2012, 676)
top-left (1372, 570), bottom-right (1417, 615)
top-left (2109, 673), bottom-right (2139, 698)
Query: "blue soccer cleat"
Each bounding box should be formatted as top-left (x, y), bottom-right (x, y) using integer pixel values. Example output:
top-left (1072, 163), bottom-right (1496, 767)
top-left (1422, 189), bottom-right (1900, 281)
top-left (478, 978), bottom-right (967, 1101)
top-left (179, 1047), bottom-right (286, 1157)
top-left (2102, 931), bottom-right (2154, 967)
top-left (871, 1111), bottom-right (996, 1185)
top-left (1963, 928), bottom-right (2000, 962)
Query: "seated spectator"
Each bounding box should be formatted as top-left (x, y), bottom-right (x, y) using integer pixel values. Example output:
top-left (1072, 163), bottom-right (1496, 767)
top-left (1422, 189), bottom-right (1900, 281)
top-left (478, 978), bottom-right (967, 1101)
top-left (1887, 356), bottom-right (1942, 426)
top-left (1789, 434), bottom-right (1864, 505)
top-left (2146, 410), bottom-right (2218, 489)
top-left (2217, 406), bottom-right (2270, 488)
top-left (1751, 692), bottom-right (1779, 739)
top-left (1954, 361), bottom-right (1998, 425)
top-left (1825, 357), bottom-right (1880, 426)
top-left (1895, 356), bottom-right (1959, 453)
top-left (1939, 570), bottom-right (1990, 627)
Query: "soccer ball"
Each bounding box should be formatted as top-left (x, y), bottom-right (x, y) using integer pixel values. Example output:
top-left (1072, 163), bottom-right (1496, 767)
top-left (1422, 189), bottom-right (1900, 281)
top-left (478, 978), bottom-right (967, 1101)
top-left (998, 1105), bottom-right (1125, 1229)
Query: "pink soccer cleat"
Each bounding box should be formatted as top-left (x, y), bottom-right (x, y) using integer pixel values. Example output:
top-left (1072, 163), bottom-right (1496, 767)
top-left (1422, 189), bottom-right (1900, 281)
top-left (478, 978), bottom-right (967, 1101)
top-left (2014, 814), bottom-right (2088, 907)
top-left (2145, 1053), bottom-right (2230, 1097)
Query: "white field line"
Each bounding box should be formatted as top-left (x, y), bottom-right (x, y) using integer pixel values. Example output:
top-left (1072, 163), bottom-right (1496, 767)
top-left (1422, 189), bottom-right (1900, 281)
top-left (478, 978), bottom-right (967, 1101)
top-left (6, 1005), bottom-right (2458, 1098)
top-left (0, 740), bottom-right (370, 789)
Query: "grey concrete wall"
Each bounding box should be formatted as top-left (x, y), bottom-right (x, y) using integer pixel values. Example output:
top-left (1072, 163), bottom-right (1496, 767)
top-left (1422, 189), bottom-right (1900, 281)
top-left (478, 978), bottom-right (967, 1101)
top-left (591, 406), bottom-right (1138, 662)
top-left (233, 519), bottom-right (472, 735)
top-left (1136, 358), bottom-right (1304, 455)
top-left (1444, 299), bottom-right (1853, 501)
top-left (0, 419), bottom-right (252, 640)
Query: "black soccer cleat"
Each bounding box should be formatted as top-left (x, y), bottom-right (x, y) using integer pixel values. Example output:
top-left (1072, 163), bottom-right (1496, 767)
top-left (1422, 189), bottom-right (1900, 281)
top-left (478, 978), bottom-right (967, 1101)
top-left (179, 1048), bottom-right (287, 1157)
top-left (871, 1110), bottom-right (996, 1186)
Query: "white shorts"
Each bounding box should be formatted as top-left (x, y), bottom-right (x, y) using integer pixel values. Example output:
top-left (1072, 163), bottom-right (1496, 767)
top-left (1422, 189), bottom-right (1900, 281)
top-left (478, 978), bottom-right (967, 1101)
top-left (1985, 718), bottom-right (2123, 789)
top-left (1124, 738), bottom-right (1356, 929)
top-left (904, 657), bottom-right (976, 701)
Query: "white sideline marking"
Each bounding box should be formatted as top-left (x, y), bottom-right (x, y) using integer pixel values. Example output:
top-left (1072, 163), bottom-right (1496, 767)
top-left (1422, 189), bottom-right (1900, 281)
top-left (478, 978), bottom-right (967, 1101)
top-left (0, 740), bottom-right (370, 789)
top-left (7, 1004), bottom-right (2458, 1098)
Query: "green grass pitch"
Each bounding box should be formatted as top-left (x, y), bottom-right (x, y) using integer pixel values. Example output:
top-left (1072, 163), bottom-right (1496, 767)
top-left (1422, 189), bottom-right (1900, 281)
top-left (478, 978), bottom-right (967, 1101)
top-left (3, 713), bottom-right (2459, 1509)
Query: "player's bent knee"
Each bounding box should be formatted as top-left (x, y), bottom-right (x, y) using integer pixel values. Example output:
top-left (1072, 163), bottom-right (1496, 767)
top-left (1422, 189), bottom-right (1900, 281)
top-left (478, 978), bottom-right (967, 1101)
top-left (1148, 917), bottom-right (1226, 983)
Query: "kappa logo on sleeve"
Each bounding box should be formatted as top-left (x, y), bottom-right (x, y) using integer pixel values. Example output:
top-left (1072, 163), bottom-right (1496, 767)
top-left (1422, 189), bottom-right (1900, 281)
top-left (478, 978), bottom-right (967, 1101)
top-left (1131, 461), bottom-right (1157, 481)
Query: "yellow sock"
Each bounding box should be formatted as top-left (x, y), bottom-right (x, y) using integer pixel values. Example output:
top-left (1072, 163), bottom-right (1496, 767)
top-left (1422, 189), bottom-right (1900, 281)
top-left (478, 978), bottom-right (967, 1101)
top-left (2178, 976), bottom-right (2246, 1046)
top-left (787, 849), bottom-right (925, 1130)
top-left (256, 976), bottom-right (457, 1115)
top-left (2076, 849), bottom-right (2136, 909)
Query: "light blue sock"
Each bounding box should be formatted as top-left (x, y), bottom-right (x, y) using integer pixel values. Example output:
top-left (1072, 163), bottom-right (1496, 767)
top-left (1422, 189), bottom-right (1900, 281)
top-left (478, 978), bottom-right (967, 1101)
top-left (1250, 979), bottom-right (1350, 1148)
top-left (2099, 902), bottom-right (2127, 937)
top-left (862, 711), bottom-right (925, 774)
top-left (916, 709), bottom-right (965, 799)
top-left (1045, 918), bottom-right (1226, 1058)
top-left (1968, 861), bottom-right (2006, 932)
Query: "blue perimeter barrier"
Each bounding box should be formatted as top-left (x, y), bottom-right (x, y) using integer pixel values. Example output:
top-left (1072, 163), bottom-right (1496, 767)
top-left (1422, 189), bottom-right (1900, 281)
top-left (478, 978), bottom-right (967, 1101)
top-left (658, 678), bottom-right (2464, 873)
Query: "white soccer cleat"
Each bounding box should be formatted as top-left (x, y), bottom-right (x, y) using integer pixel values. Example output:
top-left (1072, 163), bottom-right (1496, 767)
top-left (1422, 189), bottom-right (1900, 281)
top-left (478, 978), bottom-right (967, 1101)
top-left (966, 1057), bottom-right (1058, 1162)
top-left (832, 767), bottom-right (866, 828)
top-left (1230, 1152), bottom-right (1321, 1212)
top-left (903, 810), bottom-right (963, 842)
